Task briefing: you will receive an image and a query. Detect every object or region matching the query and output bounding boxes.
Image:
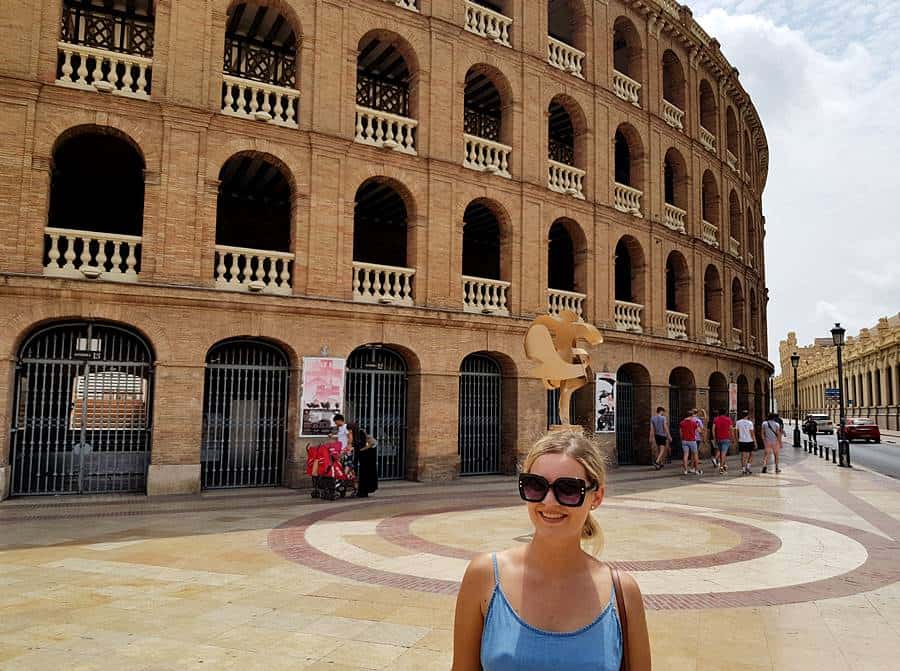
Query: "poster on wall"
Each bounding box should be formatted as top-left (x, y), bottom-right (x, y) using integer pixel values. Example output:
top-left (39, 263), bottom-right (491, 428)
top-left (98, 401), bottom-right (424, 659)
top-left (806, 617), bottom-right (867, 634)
top-left (300, 357), bottom-right (346, 436)
top-left (728, 382), bottom-right (738, 417)
top-left (595, 372), bottom-right (616, 433)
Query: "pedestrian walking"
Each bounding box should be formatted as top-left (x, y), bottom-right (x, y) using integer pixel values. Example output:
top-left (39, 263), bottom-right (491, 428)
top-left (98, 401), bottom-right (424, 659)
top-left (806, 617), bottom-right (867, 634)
top-left (452, 428), bottom-right (652, 671)
top-left (679, 410), bottom-right (702, 476)
top-left (712, 409), bottom-right (733, 474)
top-left (649, 406), bottom-right (671, 470)
top-left (735, 410), bottom-right (756, 475)
top-left (760, 413), bottom-right (783, 474)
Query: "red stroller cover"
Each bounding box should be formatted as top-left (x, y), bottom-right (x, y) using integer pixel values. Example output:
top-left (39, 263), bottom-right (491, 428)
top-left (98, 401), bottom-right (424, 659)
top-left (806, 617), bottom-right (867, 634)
top-left (306, 444), bottom-right (331, 477)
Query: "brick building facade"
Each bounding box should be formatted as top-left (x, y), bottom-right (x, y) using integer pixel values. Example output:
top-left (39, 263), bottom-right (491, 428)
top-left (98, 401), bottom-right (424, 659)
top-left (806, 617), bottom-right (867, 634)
top-left (0, 0), bottom-right (772, 499)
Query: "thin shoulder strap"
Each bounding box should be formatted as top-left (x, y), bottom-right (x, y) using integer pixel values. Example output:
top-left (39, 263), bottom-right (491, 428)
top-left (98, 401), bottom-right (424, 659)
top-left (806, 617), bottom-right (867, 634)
top-left (491, 553), bottom-right (500, 587)
top-left (612, 568), bottom-right (630, 671)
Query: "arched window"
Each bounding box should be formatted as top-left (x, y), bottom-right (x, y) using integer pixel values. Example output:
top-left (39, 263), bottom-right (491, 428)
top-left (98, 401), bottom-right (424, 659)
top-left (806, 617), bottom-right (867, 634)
top-left (221, 2), bottom-right (300, 127)
top-left (699, 79), bottom-right (717, 150)
top-left (746, 209), bottom-right (756, 268)
top-left (613, 124), bottom-right (644, 216)
top-left (614, 237), bottom-right (645, 332)
top-left (56, 0), bottom-right (155, 97)
top-left (750, 288), bottom-right (760, 352)
top-left (703, 265), bottom-right (723, 344)
top-left (665, 252), bottom-right (690, 339)
top-left (547, 0), bottom-right (586, 77)
top-left (464, 66), bottom-right (512, 177)
top-left (547, 219), bottom-right (587, 316)
top-left (701, 170), bottom-right (720, 246)
top-left (743, 131), bottom-right (753, 180)
top-left (661, 50), bottom-right (686, 130)
top-left (462, 200), bottom-right (509, 315)
top-left (612, 17), bottom-right (642, 106)
top-left (726, 107), bottom-right (739, 167)
top-left (708, 372), bottom-right (728, 419)
top-left (214, 153), bottom-right (294, 294)
top-left (547, 96), bottom-right (586, 198)
top-left (732, 277), bottom-right (745, 348)
top-left (45, 127), bottom-right (145, 281)
top-left (663, 148), bottom-right (687, 232)
top-left (355, 32), bottom-right (417, 153)
top-left (729, 190), bottom-right (742, 257)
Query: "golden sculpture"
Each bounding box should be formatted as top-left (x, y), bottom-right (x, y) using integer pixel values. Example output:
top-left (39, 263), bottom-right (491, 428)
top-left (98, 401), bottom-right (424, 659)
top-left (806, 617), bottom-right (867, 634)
top-left (525, 310), bottom-right (602, 426)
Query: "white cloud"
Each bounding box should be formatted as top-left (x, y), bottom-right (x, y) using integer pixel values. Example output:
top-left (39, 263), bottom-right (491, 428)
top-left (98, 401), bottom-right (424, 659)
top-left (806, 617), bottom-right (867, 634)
top-left (688, 5), bottom-right (900, 372)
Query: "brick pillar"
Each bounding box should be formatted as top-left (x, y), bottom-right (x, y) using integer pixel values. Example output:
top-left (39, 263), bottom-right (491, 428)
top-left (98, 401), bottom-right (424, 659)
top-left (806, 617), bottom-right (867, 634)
top-left (147, 363), bottom-right (203, 495)
top-left (410, 372), bottom-right (458, 481)
top-left (0, 354), bottom-right (12, 500)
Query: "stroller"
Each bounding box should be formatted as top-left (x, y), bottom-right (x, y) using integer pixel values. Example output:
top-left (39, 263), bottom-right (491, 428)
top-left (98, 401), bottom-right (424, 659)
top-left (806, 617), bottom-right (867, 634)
top-left (306, 441), bottom-right (355, 500)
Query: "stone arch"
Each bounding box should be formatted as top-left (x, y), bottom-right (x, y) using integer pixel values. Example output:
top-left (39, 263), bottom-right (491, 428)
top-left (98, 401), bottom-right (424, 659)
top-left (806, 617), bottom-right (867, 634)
top-left (462, 198), bottom-right (512, 283)
top-left (356, 29), bottom-right (421, 119)
top-left (701, 169), bottom-right (720, 229)
top-left (614, 122), bottom-right (645, 193)
top-left (548, 0), bottom-right (588, 52)
top-left (729, 189), bottom-right (742, 248)
top-left (352, 175), bottom-right (418, 269)
top-left (704, 264), bottom-right (723, 324)
top-left (612, 16), bottom-right (643, 84)
top-left (548, 93), bottom-right (589, 170)
top-left (661, 49), bottom-right (686, 111)
top-left (726, 105), bottom-right (739, 157)
top-left (617, 362), bottom-right (652, 464)
top-left (699, 79), bottom-right (717, 133)
top-left (614, 234), bottom-right (646, 306)
top-left (464, 63), bottom-right (515, 146)
top-left (548, 217), bottom-right (588, 295)
top-left (663, 146), bottom-right (688, 211)
top-left (732, 277), bottom-right (745, 332)
top-left (665, 250), bottom-right (690, 315)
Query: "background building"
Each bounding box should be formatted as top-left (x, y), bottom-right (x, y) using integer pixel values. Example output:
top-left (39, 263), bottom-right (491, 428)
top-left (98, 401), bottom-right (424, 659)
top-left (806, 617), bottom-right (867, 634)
top-left (0, 0), bottom-right (771, 499)
top-left (774, 316), bottom-right (900, 430)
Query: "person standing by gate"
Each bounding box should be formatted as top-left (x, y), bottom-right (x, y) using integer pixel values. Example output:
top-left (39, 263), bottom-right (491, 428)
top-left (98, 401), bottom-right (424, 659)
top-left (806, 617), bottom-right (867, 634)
top-left (736, 410), bottom-right (756, 475)
top-left (348, 422), bottom-right (378, 497)
top-left (712, 409), bottom-right (733, 474)
top-left (649, 407), bottom-right (671, 470)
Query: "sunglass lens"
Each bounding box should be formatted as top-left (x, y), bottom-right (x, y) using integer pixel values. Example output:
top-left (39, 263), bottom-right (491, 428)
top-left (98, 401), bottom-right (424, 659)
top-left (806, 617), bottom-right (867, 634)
top-left (520, 475), bottom-right (548, 502)
top-left (554, 478), bottom-right (584, 506)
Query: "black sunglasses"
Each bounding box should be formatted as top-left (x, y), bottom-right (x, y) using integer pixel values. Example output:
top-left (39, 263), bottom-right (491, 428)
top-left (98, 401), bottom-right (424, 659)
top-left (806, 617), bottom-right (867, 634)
top-left (518, 473), bottom-right (598, 507)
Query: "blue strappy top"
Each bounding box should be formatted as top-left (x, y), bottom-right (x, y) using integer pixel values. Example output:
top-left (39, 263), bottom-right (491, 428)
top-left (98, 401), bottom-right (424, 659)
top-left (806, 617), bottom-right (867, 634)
top-left (480, 553), bottom-right (623, 671)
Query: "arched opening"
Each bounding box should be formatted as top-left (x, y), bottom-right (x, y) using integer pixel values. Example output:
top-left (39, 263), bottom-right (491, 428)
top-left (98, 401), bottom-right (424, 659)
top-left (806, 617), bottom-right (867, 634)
top-left (617, 363), bottom-right (651, 465)
top-left (749, 288), bottom-right (759, 352)
top-left (663, 147), bottom-right (687, 231)
top-left (462, 200), bottom-right (509, 314)
top-left (743, 131), bottom-right (753, 178)
top-left (708, 372), bottom-right (728, 421)
top-left (732, 277), bottom-right (745, 349)
top-left (704, 265), bottom-right (723, 343)
top-left (45, 127), bottom-right (145, 280)
top-left (701, 170), bottom-right (720, 231)
top-left (201, 339), bottom-right (290, 489)
top-left (464, 65), bottom-right (512, 176)
top-left (669, 367), bottom-right (696, 457)
top-left (57, 0), bottom-right (155, 96)
top-left (547, 219), bottom-right (587, 315)
top-left (352, 179), bottom-right (414, 304)
top-left (614, 236), bottom-right (645, 332)
top-left (548, 100), bottom-right (575, 166)
top-left (661, 50), bottom-right (686, 126)
top-left (737, 374), bottom-right (750, 415)
top-left (355, 31), bottom-right (417, 152)
top-left (222, 2), bottom-right (299, 126)
top-left (665, 252), bottom-right (690, 338)
top-left (746, 209), bottom-right (756, 266)
top-left (614, 124), bottom-right (644, 215)
top-left (346, 345), bottom-right (409, 481)
top-left (754, 378), bottom-right (764, 423)
top-left (215, 152), bottom-right (293, 293)
top-left (458, 353), bottom-right (502, 475)
top-left (10, 320), bottom-right (154, 496)
top-left (729, 190), bottom-right (742, 254)
top-left (612, 17), bottom-right (642, 105)
top-left (699, 79), bottom-right (717, 139)
top-left (547, 97), bottom-right (587, 198)
top-left (548, 0), bottom-right (585, 51)
top-left (726, 106), bottom-right (739, 161)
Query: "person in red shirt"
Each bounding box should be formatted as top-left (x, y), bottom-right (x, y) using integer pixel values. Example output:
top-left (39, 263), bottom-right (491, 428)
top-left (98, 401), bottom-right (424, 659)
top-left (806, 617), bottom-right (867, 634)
top-left (711, 409), bottom-right (734, 474)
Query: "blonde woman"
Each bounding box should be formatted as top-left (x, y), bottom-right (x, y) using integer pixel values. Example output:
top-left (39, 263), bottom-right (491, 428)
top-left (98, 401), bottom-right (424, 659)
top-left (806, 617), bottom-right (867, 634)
top-left (452, 429), bottom-right (651, 671)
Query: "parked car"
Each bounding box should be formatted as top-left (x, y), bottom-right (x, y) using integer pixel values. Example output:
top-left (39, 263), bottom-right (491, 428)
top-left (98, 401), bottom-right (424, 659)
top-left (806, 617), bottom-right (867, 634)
top-left (844, 417), bottom-right (881, 443)
top-left (805, 413), bottom-right (834, 434)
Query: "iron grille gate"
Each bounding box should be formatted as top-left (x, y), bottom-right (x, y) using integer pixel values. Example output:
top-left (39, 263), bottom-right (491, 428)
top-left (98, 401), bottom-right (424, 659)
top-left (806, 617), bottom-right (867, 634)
top-left (459, 354), bottom-right (502, 475)
top-left (615, 381), bottom-right (635, 464)
top-left (201, 340), bottom-right (290, 489)
top-left (10, 321), bottom-right (153, 496)
top-left (668, 387), bottom-right (687, 459)
top-left (345, 347), bottom-right (407, 481)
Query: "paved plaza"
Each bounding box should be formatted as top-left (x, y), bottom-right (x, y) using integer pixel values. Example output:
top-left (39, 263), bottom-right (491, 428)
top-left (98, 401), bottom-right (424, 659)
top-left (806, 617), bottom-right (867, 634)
top-left (2, 447), bottom-right (900, 670)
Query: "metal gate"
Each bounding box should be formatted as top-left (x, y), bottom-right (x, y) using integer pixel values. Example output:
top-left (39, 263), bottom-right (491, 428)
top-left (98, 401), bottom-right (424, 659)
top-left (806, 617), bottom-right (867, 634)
top-left (459, 354), bottom-right (502, 475)
top-left (10, 321), bottom-right (153, 496)
top-left (668, 387), bottom-right (686, 458)
top-left (201, 340), bottom-right (290, 489)
top-left (615, 381), bottom-right (635, 464)
top-left (346, 346), bottom-right (407, 480)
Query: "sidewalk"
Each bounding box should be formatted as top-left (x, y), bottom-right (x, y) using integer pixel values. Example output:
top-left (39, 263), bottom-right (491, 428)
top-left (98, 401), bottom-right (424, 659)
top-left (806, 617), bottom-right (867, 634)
top-left (1, 446), bottom-right (899, 670)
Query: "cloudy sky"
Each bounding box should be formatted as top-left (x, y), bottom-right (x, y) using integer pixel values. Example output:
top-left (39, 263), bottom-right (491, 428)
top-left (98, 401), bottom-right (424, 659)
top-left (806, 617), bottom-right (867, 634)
top-left (687, 1), bottom-right (900, 372)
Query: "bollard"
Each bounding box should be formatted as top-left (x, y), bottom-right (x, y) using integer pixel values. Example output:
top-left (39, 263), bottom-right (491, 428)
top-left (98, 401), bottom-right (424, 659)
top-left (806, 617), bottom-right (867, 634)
top-left (824, 445), bottom-right (830, 460)
top-left (803, 439), bottom-right (808, 452)
top-left (833, 444), bottom-right (838, 464)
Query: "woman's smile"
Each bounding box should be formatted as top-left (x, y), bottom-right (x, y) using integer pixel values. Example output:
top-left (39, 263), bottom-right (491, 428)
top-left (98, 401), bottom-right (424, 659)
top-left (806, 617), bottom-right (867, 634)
top-left (537, 510), bottom-right (569, 523)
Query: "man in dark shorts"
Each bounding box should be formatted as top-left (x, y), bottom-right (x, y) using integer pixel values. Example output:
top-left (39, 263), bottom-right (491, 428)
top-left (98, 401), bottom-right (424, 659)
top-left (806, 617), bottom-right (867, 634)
top-left (735, 409), bottom-right (756, 475)
top-left (649, 406), bottom-right (671, 470)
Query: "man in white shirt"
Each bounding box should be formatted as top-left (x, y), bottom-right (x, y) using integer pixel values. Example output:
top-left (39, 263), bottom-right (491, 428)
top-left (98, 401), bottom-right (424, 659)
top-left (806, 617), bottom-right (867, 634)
top-left (735, 410), bottom-right (756, 475)
top-left (333, 413), bottom-right (348, 451)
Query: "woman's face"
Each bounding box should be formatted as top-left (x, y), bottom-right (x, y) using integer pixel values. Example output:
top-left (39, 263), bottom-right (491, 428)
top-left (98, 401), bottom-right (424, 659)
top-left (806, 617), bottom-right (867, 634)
top-left (526, 452), bottom-right (604, 541)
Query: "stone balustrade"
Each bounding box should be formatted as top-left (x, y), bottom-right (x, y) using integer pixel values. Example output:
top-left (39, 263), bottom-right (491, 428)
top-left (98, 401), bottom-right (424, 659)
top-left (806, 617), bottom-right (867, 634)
top-left (666, 310), bottom-right (689, 340)
top-left (547, 36), bottom-right (585, 78)
top-left (547, 288), bottom-right (585, 318)
top-left (659, 0), bottom-right (681, 17)
top-left (615, 300), bottom-right (644, 333)
top-left (726, 150), bottom-right (738, 171)
top-left (700, 126), bottom-right (716, 153)
top-left (221, 75), bottom-right (299, 128)
top-left (702, 220), bottom-right (719, 247)
top-left (547, 160), bottom-right (585, 199)
top-left (214, 245), bottom-right (294, 295)
top-left (463, 133), bottom-right (512, 178)
top-left (729, 236), bottom-right (741, 258)
top-left (464, 1), bottom-right (512, 47)
top-left (661, 99), bottom-right (685, 130)
top-left (463, 276), bottom-right (510, 315)
top-left (664, 203), bottom-right (686, 233)
top-left (354, 105), bottom-right (417, 154)
top-left (56, 42), bottom-right (152, 99)
top-left (732, 327), bottom-right (743, 350)
top-left (44, 227), bottom-right (141, 282)
top-left (704, 318), bottom-right (721, 345)
top-left (613, 182), bottom-right (643, 216)
top-left (352, 261), bottom-right (415, 306)
top-left (386, 0), bottom-right (418, 10)
top-left (612, 70), bottom-right (641, 106)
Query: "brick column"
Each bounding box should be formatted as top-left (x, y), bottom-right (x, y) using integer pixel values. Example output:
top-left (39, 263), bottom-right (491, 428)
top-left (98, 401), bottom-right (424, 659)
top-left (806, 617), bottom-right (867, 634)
top-left (0, 354), bottom-right (12, 500)
top-left (410, 372), bottom-right (459, 481)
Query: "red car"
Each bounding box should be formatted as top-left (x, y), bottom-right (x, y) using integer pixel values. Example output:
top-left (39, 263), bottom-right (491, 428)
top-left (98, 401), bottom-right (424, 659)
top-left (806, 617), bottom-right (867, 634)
top-left (844, 418), bottom-right (881, 443)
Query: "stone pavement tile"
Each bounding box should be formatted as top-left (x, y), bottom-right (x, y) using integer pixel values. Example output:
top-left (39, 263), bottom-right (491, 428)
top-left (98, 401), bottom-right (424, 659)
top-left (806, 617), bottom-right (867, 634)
top-left (696, 659), bottom-right (771, 671)
top-left (2, 649), bottom-right (109, 671)
top-left (330, 599), bottom-right (402, 622)
top-left (354, 621), bottom-right (430, 647)
top-left (301, 615), bottom-right (373, 639)
top-left (320, 640), bottom-right (408, 669)
top-left (196, 603), bottom-right (276, 626)
top-left (390, 647), bottom-right (451, 669)
top-left (384, 603), bottom-right (454, 629)
top-left (211, 624), bottom-right (335, 660)
top-left (414, 626), bottom-right (453, 652)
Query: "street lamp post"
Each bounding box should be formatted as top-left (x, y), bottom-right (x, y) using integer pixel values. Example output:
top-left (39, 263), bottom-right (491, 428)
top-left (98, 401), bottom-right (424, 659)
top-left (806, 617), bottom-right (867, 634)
top-left (831, 323), bottom-right (850, 467)
top-left (790, 352), bottom-right (801, 447)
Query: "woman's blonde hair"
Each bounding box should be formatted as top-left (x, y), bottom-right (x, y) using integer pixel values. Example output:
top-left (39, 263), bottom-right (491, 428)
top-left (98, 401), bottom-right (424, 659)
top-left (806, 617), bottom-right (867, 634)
top-left (522, 428), bottom-right (608, 554)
